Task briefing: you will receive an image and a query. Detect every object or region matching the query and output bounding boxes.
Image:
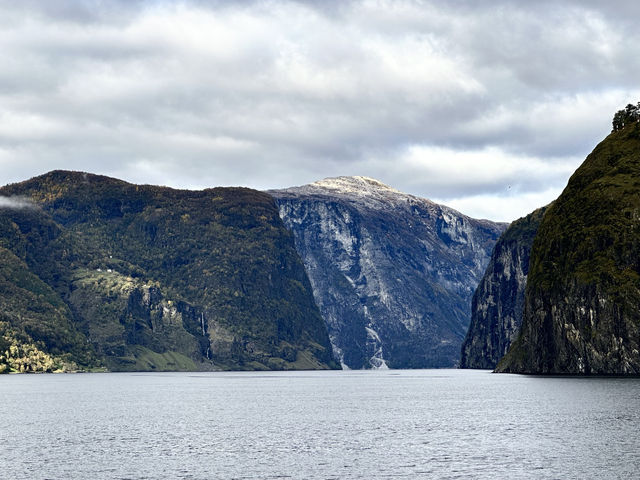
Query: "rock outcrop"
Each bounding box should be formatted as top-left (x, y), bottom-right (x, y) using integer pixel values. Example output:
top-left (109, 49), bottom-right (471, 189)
top-left (460, 207), bottom-right (547, 369)
top-left (497, 123), bottom-right (640, 374)
top-left (270, 177), bottom-right (506, 368)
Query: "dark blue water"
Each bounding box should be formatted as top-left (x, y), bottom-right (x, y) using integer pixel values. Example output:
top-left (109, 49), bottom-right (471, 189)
top-left (1, 369), bottom-right (639, 479)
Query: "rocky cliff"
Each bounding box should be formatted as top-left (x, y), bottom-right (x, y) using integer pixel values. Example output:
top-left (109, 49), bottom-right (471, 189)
top-left (0, 171), bottom-right (337, 372)
top-left (460, 207), bottom-right (547, 369)
top-left (497, 123), bottom-right (640, 374)
top-left (270, 177), bottom-right (506, 368)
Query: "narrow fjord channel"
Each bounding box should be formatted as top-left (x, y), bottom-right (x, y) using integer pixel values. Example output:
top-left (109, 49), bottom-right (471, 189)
top-left (2, 369), bottom-right (639, 479)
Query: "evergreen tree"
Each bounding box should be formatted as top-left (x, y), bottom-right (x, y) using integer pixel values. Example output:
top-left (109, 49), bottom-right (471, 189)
top-left (612, 102), bottom-right (640, 132)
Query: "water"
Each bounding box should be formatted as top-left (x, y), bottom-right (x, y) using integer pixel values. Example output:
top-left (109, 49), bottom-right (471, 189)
top-left (1, 369), bottom-right (639, 479)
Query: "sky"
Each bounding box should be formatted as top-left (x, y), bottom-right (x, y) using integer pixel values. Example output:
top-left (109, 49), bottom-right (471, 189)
top-left (1, 0), bottom-right (639, 222)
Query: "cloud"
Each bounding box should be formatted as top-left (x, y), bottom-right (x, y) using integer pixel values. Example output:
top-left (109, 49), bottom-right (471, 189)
top-left (438, 189), bottom-right (559, 224)
top-left (0, 0), bottom-right (639, 221)
top-left (0, 196), bottom-right (36, 210)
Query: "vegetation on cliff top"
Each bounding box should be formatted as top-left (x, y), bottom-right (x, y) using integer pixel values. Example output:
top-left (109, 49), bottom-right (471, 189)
top-left (612, 102), bottom-right (640, 132)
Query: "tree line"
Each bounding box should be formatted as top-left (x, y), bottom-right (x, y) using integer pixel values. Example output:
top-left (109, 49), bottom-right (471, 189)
top-left (612, 103), bottom-right (640, 131)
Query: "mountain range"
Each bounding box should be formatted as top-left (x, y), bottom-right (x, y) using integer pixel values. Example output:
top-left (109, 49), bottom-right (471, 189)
top-left (0, 172), bottom-right (505, 372)
top-left (7, 114), bottom-right (637, 377)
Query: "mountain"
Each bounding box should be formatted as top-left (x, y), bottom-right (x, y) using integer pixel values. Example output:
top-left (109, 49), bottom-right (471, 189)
top-left (270, 176), bottom-right (507, 368)
top-left (497, 122), bottom-right (640, 374)
top-left (0, 171), bottom-right (337, 372)
top-left (460, 206), bottom-right (547, 369)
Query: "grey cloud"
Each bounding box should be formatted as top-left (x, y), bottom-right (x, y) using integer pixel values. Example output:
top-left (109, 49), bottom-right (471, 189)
top-left (0, 196), bottom-right (36, 209)
top-left (0, 0), bottom-right (146, 25)
top-left (0, 0), bottom-right (637, 220)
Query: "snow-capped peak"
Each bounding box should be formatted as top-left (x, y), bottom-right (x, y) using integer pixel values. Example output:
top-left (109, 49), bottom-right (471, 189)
top-left (270, 175), bottom-right (435, 211)
top-left (312, 176), bottom-right (400, 195)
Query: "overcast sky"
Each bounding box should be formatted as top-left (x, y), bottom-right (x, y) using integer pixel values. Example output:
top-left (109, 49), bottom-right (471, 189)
top-left (1, 0), bottom-right (639, 221)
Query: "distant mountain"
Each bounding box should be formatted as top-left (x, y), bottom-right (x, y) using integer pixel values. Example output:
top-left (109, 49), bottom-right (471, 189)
top-left (497, 122), bottom-right (640, 374)
top-left (0, 171), bottom-right (337, 373)
top-left (270, 176), bottom-right (507, 368)
top-left (460, 206), bottom-right (547, 369)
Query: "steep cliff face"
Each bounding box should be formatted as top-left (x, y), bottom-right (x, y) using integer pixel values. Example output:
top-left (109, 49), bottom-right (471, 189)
top-left (0, 171), bottom-right (337, 372)
top-left (270, 177), bottom-right (506, 368)
top-left (497, 124), bottom-right (640, 374)
top-left (460, 207), bottom-right (547, 369)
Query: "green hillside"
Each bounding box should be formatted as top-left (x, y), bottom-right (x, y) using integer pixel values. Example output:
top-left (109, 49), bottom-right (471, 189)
top-left (0, 171), bottom-right (337, 372)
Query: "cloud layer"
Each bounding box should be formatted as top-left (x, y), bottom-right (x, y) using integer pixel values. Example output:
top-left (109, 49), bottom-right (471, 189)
top-left (1, 0), bottom-right (639, 221)
top-left (0, 196), bottom-right (36, 209)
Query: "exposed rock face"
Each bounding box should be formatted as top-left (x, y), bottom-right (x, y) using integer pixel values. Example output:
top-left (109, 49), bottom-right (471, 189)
top-left (270, 177), bottom-right (507, 368)
top-left (67, 269), bottom-right (208, 371)
top-left (460, 207), bottom-right (547, 369)
top-left (497, 124), bottom-right (640, 374)
top-left (0, 171), bottom-right (337, 372)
